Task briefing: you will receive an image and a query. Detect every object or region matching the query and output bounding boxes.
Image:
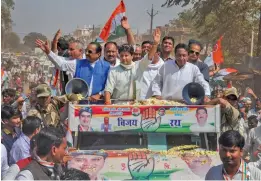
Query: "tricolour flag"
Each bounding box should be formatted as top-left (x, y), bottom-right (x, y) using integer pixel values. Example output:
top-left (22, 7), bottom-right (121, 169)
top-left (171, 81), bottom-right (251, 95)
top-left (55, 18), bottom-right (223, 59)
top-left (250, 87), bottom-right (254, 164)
top-left (217, 68), bottom-right (237, 76)
top-left (213, 68), bottom-right (238, 82)
top-left (204, 36), bottom-right (224, 67)
top-left (96, 0), bottom-right (126, 43)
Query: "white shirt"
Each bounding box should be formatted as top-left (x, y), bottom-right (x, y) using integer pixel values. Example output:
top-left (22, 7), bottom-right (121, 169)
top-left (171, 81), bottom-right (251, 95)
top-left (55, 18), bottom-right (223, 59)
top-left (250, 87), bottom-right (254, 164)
top-left (15, 170), bottom-right (34, 180)
top-left (189, 123), bottom-right (215, 132)
top-left (1, 144), bottom-right (9, 179)
top-left (2, 164), bottom-right (20, 180)
top-left (103, 57), bottom-right (120, 68)
top-left (113, 58), bottom-right (121, 67)
top-left (139, 58), bottom-right (164, 99)
top-left (47, 51), bottom-right (85, 80)
top-left (152, 60), bottom-right (210, 100)
top-left (244, 126), bottom-right (261, 169)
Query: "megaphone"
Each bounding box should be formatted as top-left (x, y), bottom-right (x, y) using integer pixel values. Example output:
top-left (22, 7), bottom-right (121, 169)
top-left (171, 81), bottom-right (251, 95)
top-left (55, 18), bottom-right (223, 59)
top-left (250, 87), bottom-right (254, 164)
top-left (182, 82), bottom-right (205, 105)
top-left (65, 78), bottom-right (89, 98)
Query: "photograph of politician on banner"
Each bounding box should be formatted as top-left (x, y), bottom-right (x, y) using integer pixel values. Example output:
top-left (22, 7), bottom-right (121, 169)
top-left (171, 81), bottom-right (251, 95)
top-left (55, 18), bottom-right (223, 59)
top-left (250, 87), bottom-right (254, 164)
top-left (70, 107), bottom-right (94, 132)
top-left (68, 150), bottom-right (108, 180)
top-left (189, 107), bottom-right (215, 132)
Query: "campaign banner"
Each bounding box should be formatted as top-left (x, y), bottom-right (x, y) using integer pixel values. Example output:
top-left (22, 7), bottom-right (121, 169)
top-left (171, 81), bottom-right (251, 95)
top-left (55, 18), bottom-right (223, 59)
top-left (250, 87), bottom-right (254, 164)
top-left (67, 149), bottom-right (222, 180)
top-left (68, 104), bottom-right (220, 133)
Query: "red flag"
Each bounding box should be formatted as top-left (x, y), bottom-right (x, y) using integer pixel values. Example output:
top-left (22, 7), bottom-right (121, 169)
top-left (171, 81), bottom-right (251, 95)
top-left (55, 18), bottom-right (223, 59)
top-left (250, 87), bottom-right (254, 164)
top-left (1, 69), bottom-right (4, 78)
top-left (53, 69), bottom-right (59, 86)
top-left (213, 36), bottom-right (224, 64)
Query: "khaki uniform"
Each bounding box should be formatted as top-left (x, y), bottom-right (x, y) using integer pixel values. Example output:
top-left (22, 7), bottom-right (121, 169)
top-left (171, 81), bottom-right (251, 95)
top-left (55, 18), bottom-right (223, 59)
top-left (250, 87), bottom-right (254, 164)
top-left (28, 94), bottom-right (78, 127)
top-left (221, 103), bottom-right (240, 133)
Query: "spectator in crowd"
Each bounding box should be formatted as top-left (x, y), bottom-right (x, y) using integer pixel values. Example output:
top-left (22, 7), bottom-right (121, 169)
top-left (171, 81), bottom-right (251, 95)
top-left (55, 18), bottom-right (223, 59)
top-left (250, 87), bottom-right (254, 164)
top-left (1, 144), bottom-right (9, 179)
top-left (248, 115), bottom-right (259, 130)
top-left (1, 106), bottom-right (22, 159)
top-left (15, 127), bottom-right (67, 180)
top-left (2, 88), bottom-right (25, 111)
top-left (2, 88), bottom-right (16, 106)
top-left (245, 88), bottom-right (261, 116)
top-left (10, 116), bottom-right (42, 164)
top-left (244, 121), bottom-right (261, 170)
top-left (205, 130), bottom-right (261, 180)
top-left (2, 135), bottom-right (38, 180)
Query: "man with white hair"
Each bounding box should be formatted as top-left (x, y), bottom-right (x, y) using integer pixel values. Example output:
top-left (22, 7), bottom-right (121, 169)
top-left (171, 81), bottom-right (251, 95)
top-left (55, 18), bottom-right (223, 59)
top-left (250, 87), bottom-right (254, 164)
top-left (35, 38), bottom-right (85, 80)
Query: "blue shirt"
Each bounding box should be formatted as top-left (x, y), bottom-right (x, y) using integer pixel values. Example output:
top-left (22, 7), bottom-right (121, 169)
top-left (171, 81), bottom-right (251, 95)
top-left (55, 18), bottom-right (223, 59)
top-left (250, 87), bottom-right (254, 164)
top-left (9, 133), bottom-right (30, 164)
top-left (74, 58), bottom-right (110, 96)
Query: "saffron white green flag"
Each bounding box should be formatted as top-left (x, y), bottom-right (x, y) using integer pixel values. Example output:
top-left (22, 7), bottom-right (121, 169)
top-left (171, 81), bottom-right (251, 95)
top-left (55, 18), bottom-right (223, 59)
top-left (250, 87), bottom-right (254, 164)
top-left (96, 0), bottom-right (126, 42)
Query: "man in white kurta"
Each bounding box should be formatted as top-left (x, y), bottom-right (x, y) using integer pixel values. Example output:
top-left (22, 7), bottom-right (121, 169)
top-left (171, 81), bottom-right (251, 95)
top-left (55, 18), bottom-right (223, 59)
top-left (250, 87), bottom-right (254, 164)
top-left (152, 43), bottom-right (210, 100)
top-left (36, 39), bottom-right (85, 80)
top-left (138, 46), bottom-right (164, 100)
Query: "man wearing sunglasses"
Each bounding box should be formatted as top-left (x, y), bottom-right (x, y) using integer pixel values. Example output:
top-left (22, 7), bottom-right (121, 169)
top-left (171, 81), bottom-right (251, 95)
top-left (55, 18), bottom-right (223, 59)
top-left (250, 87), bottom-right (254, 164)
top-left (188, 40), bottom-right (209, 82)
top-left (75, 42), bottom-right (110, 102)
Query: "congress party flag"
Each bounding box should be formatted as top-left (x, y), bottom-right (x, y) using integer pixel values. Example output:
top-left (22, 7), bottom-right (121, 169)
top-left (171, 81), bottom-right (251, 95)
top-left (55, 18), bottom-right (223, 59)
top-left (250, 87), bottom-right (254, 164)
top-left (96, 0), bottom-right (126, 43)
top-left (217, 68), bottom-right (237, 76)
top-left (204, 36), bottom-right (224, 67)
top-left (213, 68), bottom-right (238, 82)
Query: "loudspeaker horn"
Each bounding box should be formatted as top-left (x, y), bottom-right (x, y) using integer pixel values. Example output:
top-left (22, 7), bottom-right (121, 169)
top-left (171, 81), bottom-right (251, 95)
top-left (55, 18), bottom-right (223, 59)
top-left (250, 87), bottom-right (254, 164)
top-left (182, 82), bottom-right (205, 105)
top-left (65, 78), bottom-right (89, 98)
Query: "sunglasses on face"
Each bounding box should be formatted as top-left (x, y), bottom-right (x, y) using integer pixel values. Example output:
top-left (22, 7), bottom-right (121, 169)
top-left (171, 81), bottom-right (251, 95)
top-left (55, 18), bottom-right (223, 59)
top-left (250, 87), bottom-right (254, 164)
top-left (86, 50), bottom-right (95, 54)
top-left (189, 50), bottom-right (200, 56)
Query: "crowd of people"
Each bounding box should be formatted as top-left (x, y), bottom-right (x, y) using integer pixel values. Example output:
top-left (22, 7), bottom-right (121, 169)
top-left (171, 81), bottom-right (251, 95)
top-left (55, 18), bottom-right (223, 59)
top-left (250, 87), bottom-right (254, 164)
top-left (1, 16), bottom-right (261, 180)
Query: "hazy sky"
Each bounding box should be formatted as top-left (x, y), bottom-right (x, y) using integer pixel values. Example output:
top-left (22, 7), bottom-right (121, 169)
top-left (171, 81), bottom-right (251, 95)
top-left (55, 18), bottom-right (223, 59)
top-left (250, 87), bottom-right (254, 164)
top-left (11, 0), bottom-right (191, 40)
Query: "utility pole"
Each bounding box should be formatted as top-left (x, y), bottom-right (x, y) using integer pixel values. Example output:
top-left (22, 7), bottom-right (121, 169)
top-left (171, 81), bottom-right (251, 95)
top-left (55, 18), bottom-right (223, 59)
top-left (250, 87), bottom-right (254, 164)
top-left (92, 24), bottom-right (95, 42)
top-left (251, 30), bottom-right (254, 57)
top-left (147, 4), bottom-right (159, 35)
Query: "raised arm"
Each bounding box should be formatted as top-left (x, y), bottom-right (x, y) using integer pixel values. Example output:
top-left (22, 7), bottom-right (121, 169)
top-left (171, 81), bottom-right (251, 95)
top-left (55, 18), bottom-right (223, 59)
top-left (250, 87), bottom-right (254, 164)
top-left (148, 28), bottom-right (161, 60)
top-left (136, 28), bottom-right (161, 75)
top-left (35, 39), bottom-right (75, 71)
top-left (51, 29), bottom-right (61, 54)
top-left (121, 16), bottom-right (135, 45)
